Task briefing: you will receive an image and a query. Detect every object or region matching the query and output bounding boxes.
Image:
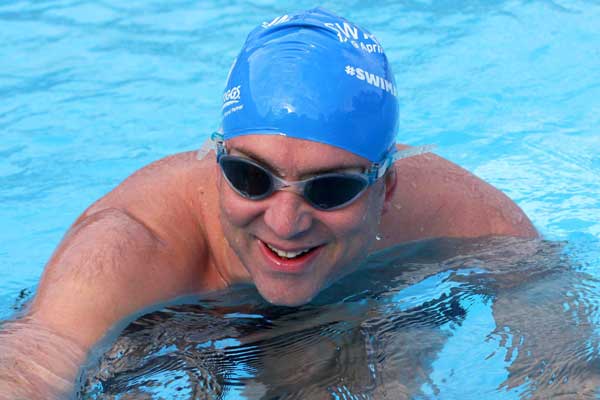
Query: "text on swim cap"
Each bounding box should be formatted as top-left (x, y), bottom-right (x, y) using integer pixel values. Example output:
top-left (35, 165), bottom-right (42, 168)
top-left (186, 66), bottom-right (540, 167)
top-left (345, 65), bottom-right (397, 97)
top-left (222, 85), bottom-right (241, 109)
top-left (324, 22), bottom-right (358, 42)
top-left (223, 104), bottom-right (244, 118)
top-left (323, 22), bottom-right (383, 54)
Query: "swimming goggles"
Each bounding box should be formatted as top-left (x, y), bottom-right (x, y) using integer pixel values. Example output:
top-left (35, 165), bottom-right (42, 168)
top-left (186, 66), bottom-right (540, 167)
top-left (197, 132), bottom-right (435, 211)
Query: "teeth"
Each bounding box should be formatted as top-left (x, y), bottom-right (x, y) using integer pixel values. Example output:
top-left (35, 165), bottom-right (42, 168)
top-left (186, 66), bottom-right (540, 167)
top-left (266, 243), bottom-right (311, 259)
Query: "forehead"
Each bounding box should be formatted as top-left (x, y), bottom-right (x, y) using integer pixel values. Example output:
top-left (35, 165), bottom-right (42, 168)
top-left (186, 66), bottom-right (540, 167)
top-left (226, 134), bottom-right (371, 173)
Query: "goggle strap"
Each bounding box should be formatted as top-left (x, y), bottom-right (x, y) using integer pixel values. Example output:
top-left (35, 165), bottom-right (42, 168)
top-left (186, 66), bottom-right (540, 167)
top-left (390, 144), bottom-right (437, 163)
top-left (199, 134), bottom-right (436, 175)
top-left (196, 131), bottom-right (225, 160)
top-left (376, 144), bottom-right (437, 180)
top-left (195, 139), bottom-right (213, 160)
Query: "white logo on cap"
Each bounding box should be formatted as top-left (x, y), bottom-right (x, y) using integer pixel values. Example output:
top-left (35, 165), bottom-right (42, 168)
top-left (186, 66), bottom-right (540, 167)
top-left (262, 15), bottom-right (290, 28)
top-left (222, 85), bottom-right (241, 109)
top-left (222, 85), bottom-right (244, 118)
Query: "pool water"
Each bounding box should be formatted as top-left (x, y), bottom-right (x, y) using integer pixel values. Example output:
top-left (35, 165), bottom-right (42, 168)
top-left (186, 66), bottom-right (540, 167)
top-left (1, 0), bottom-right (599, 399)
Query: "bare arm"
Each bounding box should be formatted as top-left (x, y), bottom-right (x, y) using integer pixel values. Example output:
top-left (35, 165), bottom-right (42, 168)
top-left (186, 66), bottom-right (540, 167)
top-left (31, 208), bottom-right (200, 349)
top-left (0, 153), bottom-right (219, 399)
top-left (0, 209), bottom-right (193, 399)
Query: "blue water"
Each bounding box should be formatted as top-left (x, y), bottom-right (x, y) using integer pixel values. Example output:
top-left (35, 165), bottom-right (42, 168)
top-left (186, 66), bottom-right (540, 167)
top-left (1, 0), bottom-right (600, 399)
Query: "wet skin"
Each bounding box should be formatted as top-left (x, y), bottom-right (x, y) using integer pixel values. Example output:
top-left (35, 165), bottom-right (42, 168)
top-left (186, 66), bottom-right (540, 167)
top-left (0, 135), bottom-right (537, 399)
top-left (216, 136), bottom-right (389, 306)
top-left (213, 135), bottom-right (537, 305)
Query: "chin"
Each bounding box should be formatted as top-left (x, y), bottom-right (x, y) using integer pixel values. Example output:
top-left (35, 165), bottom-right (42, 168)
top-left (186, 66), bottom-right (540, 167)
top-left (254, 279), bottom-right (322, 307)
top-left (263, 295), bottom-right (313, 307)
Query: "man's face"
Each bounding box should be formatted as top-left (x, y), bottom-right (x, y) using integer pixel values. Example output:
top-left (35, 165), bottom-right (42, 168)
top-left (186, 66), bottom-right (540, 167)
top-left (217, 135), bottom-right (388, 306)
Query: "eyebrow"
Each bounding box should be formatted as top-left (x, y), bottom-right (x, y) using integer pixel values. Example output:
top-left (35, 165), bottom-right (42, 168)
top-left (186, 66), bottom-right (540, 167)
top-left (230, 148), bottom-right (367, 177)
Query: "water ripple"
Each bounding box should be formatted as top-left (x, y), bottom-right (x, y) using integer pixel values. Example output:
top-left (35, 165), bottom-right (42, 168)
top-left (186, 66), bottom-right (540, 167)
top-left (76, 237), bottom-right (600, 399)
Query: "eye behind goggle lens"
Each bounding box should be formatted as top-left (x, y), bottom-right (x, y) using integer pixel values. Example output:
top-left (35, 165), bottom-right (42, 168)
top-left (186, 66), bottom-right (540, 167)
top-left (305, 175), bottom-right (368, 210)
top-left (219, 157), bottom-right (272, 198)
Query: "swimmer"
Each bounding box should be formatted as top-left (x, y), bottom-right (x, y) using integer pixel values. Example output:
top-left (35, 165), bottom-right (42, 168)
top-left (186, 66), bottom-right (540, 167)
top-left (0, 8), bottom-right (537, 399)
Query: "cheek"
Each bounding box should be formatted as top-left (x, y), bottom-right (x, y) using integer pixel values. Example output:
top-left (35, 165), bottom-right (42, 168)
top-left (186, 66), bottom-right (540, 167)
top-left (218, 176), bottom-right (263, 229)
top-left (325, 189), bottom-right (384, 238)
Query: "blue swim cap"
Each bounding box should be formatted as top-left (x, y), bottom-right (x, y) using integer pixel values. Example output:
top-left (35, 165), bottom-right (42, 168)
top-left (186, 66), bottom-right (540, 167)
top-left (221, 8), bottom-right (399, 163)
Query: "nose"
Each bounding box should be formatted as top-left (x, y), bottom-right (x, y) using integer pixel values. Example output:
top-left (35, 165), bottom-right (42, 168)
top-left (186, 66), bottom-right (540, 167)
top-left (263, 190), bottom-right (313, 239)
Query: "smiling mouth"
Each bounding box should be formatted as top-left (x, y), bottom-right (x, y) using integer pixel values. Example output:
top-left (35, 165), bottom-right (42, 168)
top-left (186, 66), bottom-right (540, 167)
top-left (266, 243), bottom-right (310, 259)
top-left (257, 240), bottom-right (325, 273)
top-left (264, 242), bottom-right (320, 260)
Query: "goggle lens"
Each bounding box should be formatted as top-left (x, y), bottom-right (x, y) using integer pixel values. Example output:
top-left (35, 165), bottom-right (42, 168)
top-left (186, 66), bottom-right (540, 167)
top-left (219, 156), bottom-right (369, 210)
top-left (219, 157), bottom-right (272, 198)
top-left (304, 175), bottom-right (367, 210)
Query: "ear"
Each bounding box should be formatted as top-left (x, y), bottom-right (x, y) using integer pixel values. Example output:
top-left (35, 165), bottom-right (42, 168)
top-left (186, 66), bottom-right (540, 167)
top-left (381, 167), bottom-right (397, 215)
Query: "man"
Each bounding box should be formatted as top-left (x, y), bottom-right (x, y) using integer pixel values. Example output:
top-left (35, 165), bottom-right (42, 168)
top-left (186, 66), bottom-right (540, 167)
top-left (0, 8), bottom-right (536, 399)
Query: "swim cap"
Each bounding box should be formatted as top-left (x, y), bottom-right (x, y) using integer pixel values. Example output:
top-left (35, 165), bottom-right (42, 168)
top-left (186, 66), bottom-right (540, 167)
top-left (221, 7), bottom-right (399, 163)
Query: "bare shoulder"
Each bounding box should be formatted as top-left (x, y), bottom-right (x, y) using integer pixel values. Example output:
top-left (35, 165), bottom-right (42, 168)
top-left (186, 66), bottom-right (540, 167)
top-left (379, 148), bottom-right (537, 244)
top-left (29, 151), bottom-right (224, 348)
top-left (81, 151), bottom-right (217, 252)
top-left (75, 150), bottom-right (225, 294)
top-left (84, 151), bottom-right (212, 215)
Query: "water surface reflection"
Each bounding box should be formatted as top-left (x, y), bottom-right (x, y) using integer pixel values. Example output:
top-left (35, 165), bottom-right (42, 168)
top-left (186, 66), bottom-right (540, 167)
top-left (79, 237), bottom-right (600, 399)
